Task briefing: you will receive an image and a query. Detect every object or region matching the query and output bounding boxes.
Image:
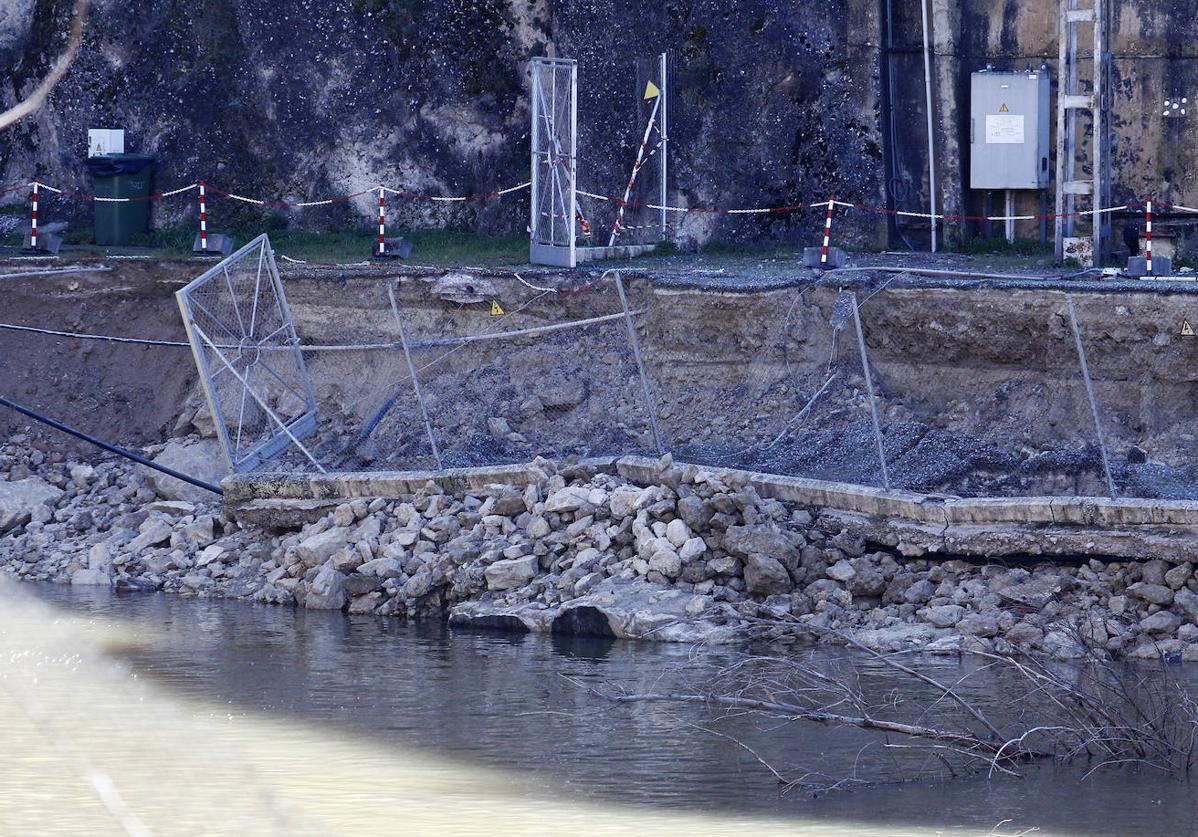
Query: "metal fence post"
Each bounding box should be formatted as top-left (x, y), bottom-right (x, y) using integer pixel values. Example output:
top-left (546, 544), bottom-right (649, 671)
top-left (614, 271), bottom-right (665, 455)
top-left (1065, 295), bottom-right (1117, 498)
top-left (659, 50), bottom-right (669, 243)
top-left (851, 292), bottom-right (891, 490)
top-left (387, 281), bottom-right (443, 468)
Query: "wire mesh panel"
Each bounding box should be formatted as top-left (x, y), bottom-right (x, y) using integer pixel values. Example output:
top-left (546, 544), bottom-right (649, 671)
top-left (530, 57), bottom-right (578, 267)
top-left (637, 286), bottom-right (833, 473)
top-left (373, 278), bottom-right (658, 469)
top-left (176, 234), bottom-right (319, 472)
top-left (1070, 293), bottom-right (1198, 500)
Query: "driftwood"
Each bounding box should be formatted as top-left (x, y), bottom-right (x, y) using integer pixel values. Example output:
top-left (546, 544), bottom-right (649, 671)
top-left (0, 0), bottom-right (90, 132)
top-left (587, 620), bottom-right (1198, 793)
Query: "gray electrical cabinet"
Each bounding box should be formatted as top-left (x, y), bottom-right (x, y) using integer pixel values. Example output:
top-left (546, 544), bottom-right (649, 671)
top-left (970, 70), bottom-right (1050, 190)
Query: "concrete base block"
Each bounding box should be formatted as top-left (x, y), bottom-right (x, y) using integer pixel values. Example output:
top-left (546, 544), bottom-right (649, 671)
top-left (804, 246), bottom-right (847, 269)
top-left (1128, 255), bottom-right (1172, 278)
top-left (374, 236), bottom-right (413, 259)
top-left (193, 233), bottom-right (234, 257)
top-left (23, 232), bottom-right (63, 255)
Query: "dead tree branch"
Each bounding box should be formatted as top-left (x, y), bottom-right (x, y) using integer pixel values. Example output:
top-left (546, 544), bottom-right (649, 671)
top-left (0, 0), bottom-right (90, 132)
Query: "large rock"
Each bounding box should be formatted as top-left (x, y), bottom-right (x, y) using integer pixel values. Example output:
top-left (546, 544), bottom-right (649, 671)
top-left (304, 561), bottom-right (347, 610)
top-left (357, 557), bottom-right (404, 578)
top-left (0, 477), bottom-right (63, 533)
top-left (70, 567), bottom-right (112, 587)
top-left (1141, 610), bottom-right (1183, 635)
top-left (1174, 588), bottom-right (1198, 625)
top-left (956, 612), bottom-right (999, 637)
top-left (485, 555), bottom-right (539, 590)
top-left (722, 525), bottom-right (797, 563)
top-left (743, 553), bottom-right (793, 596)
top-left (997, 574), bottom-right (1073, 610)
top-left (296, 527), bottom-right (350, 567)
top-left (127, 517), bottom-right (173, 553)
top-left (675, 495), bottom-right (713, 531)
top-left (1126, 582), bottom-right (1174, 606)
top-left (544, 486), bottom-right (606, 515)
top-left (648, 541), bottom-right (682, 579)
top-left (921, 604), bottom-right (965, 628)
top-left (147, 438), bottom-right (228, 504)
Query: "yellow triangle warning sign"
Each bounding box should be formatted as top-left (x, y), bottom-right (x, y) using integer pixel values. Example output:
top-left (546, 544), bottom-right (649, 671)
top-left (999, 103), bottom-right (1010, 113)
top-left (1182, 318), bottom-right (1195, 336)
top-left (491, 300), bottom-right (505, 316)
top-left (643, 80), bottom-right (661, 100)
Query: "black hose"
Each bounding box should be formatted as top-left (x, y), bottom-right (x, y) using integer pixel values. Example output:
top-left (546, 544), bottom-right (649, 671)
top-left (0, 394), bottom-right (224, 496)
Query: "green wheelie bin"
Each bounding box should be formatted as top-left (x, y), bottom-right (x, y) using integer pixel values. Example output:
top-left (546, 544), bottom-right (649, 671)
top-left (85, 153), bottom-right (155, 245)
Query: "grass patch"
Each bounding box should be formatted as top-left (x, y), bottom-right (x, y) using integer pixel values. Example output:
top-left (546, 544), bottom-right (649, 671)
top-left (1, 223), bottom-right (528, 266)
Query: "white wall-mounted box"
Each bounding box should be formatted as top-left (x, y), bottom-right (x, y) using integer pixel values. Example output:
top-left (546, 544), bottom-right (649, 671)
top-left (969, 71), bottom-right (1050, 190)
top-left (87, 129), bottom-right (125, 157)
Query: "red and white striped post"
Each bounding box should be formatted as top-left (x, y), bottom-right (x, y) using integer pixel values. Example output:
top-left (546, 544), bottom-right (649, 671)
top-left (29, 182), bottom-right (38, 250)
top-left (1146, 195), bottom-right (1154, 275)
top-left (198, 180), bottom-right (208, 252)
top-left (820, 195), bottom-right (836, 265)
top-left (377, 186), bottom-right (386, 257)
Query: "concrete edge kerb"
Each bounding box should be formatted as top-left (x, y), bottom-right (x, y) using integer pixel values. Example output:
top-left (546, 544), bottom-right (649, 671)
top-left (222, 455), bottom-right (1198, 530)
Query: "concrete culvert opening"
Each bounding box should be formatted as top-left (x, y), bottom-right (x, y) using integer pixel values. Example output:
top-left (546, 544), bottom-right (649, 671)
top-left (551, 606), bottom-right (617, 638)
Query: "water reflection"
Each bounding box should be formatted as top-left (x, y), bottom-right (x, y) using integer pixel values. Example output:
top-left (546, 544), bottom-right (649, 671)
top-left (12, 582), bottom-right (1198, 836)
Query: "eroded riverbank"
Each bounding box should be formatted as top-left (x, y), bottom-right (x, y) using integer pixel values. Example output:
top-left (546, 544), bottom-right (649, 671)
top-left (5, 436), bottom-right (1198, 661)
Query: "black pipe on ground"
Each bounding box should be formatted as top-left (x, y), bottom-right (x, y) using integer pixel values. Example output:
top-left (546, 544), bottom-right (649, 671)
top-left (0, 394), bottom-right (224, 496)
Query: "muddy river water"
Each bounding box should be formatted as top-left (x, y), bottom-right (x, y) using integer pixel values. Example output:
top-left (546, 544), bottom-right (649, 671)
top-left (2, 581), bottom-right (1194, 836)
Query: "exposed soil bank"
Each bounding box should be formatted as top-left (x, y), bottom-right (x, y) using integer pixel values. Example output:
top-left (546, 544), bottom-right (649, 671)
top-left (7, 255), bottom-right (1198, 500)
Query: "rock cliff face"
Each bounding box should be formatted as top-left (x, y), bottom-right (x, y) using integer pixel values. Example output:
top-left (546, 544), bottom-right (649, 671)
top-left (4, 2), bottom-right (1196, 249)
top-left (0, 0), bottom-right (886, 246)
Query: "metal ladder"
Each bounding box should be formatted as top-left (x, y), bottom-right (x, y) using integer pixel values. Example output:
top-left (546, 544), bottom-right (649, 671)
top-left (1053, 0), bottom-right (1112, 264)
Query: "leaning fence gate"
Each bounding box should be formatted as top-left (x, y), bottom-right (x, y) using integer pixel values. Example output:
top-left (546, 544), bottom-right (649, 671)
top-left (175, 234), bottom-right (322, 473)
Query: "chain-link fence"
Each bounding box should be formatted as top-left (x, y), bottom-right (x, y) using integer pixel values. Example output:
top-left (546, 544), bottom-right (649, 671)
top-left (250, 269), bottom-right (1198, 502)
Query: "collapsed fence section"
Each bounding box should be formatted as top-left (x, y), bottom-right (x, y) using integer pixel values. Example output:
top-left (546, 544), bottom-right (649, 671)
top-left (295, 272), bottom-right (663, 472)
top-left (163, 252), bottom-right (1198, 502)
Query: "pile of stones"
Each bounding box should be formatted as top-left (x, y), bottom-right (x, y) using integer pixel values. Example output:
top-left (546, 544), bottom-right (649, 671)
top-left (3, 437), bottom-right (1198, 659)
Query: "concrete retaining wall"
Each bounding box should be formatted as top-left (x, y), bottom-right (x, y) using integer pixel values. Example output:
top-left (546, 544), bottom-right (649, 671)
top-left (225, 456), bottom-right (1198, 560)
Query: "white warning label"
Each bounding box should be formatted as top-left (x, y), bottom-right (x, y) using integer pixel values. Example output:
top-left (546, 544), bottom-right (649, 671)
top-left (986, 114), bottom-right (1025, 144)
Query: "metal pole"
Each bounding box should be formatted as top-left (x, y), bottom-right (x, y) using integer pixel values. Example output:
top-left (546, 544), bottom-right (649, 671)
top-left (0, 394), bottom-right (224, 495)
top-left (529, 60), bottom-right (541, 252)
top-left (1093, 0), bottom-right (1106, 262)
top-left (851, 292), bottom-right (890, 490)
top-left (569, 60), bottom-right (578, 267)
top-left (1065, 0), bottom-right (1078, 241)
top-left (659, 51), bottom-right (668, 243)
top-left (920, 0), bottom-right (938, 253)
top-left (1005, 189), bottom-right (1015, 244)
top-left (1065, 296), bottom-right (1117, 498)
top-left (614, 272), bottom-right (664, 455)
top-left (387, 281), bottom-right (443, 468)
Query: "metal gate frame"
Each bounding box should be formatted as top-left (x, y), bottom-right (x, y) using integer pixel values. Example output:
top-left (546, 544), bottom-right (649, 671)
top-left (175, 234), bottom-right (322, 473)
top-left (530, 56), bottom-right (578, 268)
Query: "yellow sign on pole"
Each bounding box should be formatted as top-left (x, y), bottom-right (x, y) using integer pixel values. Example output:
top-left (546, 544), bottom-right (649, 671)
top-left (491, 300), bottom-right (505, 316)
top-left (643, 80), bottom-right (661, 100)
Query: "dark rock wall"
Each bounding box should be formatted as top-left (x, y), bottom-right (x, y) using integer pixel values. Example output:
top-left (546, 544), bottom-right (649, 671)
top-left (6, 1), bottom-right (1195, 249)
top-left (0, 0), bottom-right (886, 246)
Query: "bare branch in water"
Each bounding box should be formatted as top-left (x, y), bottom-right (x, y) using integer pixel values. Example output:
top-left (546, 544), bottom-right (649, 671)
top-left (584, 618), bottom-right (1198, 793)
